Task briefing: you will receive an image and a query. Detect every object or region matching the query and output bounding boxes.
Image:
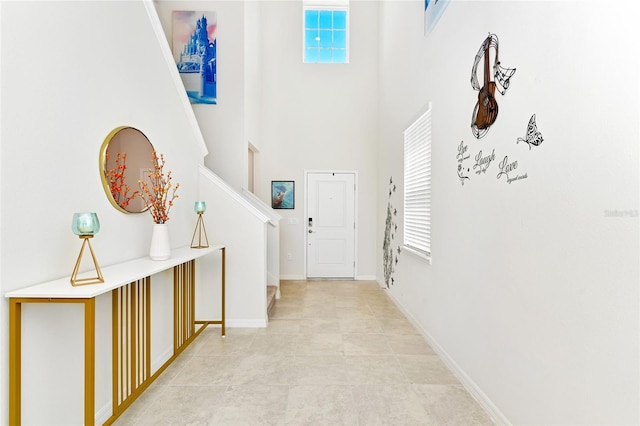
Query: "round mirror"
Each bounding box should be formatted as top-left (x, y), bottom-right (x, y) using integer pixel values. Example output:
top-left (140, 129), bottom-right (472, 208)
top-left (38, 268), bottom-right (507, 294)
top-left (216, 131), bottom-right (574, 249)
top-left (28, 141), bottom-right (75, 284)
top-left (99, 126), bottom-right (155, 213)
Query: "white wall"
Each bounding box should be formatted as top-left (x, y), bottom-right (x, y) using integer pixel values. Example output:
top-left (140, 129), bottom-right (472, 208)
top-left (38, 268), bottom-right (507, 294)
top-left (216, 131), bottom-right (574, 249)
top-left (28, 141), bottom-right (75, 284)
top-left (377, 1), bottom-right (640, 424)
top-left (155, 1), bottom-right (380, 280)
top-left (244, 0), bottom-right (263, 156)
top-left (154, 0), bottom-right (248, 190)
top-left (1, 0), bottom-right (206, 422)
top-left (255, 1), bottom-right (380, 279)
top-left (242, 189), bottom-right (283, 289)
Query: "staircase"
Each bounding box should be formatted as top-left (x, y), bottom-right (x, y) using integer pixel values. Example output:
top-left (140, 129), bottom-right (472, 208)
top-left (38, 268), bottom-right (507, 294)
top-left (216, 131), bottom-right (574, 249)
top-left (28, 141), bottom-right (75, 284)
top-left (199, 166), bottom-right (279, 327)
top-left (239, 189), bottom-right (282, 323)
top-left (267, 285), bottom-right (278, 318)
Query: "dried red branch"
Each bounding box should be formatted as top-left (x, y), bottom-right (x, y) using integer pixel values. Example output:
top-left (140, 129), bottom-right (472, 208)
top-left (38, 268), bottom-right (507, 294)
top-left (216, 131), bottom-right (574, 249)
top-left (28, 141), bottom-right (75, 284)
top-left (138, 151), bottom-right (179, 224)
top-left (105, 151), bottom-right (140, 209)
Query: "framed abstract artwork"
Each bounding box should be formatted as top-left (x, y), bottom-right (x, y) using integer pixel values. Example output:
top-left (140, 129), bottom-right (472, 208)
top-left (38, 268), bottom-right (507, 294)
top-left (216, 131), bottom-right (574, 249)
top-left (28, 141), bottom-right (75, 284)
top-left (271, 181), bottom-right (295, 209)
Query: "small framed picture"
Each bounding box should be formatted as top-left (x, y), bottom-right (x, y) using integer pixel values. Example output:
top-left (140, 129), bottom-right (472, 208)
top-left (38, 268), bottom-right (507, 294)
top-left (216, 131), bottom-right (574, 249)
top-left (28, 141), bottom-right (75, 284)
top-left (271, 181), bottom-right (295, 209)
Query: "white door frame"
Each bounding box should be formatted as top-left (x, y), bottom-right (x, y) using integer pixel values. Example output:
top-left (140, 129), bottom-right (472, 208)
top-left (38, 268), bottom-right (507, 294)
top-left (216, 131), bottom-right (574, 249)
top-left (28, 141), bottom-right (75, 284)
top-left (304, 170), bottom-right (359, 279)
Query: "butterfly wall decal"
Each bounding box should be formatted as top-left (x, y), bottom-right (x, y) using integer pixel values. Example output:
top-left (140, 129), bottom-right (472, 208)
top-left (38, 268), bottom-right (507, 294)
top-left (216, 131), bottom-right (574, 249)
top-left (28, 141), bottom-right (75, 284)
top-left (517, 114), bottom-right (543, 150)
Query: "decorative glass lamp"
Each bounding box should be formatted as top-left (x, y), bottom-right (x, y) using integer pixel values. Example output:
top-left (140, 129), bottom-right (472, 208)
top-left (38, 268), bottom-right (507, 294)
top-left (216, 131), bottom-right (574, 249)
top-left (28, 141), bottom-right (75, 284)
top-left (70, 212), bottom-right (104, 286)
top-left (190, 201), bottom-right (209, 249)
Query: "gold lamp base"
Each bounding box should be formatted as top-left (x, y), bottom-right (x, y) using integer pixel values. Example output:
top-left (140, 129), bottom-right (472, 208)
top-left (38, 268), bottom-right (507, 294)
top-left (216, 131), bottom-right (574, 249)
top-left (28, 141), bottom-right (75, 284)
top-left (70, 236), bottom-right (104, 286)
top-left (190, 214), bottom-right (209, 249)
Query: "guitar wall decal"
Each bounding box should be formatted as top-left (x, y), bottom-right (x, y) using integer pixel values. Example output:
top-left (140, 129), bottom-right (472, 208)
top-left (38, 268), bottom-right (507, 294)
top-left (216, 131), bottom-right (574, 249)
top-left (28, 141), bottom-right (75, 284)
top-left (470, 33), bottom-right (516, 139)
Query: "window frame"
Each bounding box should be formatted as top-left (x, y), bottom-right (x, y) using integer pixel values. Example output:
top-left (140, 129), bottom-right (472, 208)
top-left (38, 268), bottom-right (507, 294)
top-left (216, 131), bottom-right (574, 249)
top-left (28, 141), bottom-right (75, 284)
top-left (402, 102), bottom-right (432, 262)
top-left (302, 1), bottom-right (350, 64)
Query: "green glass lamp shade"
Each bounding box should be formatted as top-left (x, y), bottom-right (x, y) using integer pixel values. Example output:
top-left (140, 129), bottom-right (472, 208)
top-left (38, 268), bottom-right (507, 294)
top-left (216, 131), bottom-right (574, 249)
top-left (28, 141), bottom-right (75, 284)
top-left (194, 201), bottom-right (206, 214)
top-left (72, 212), bottom-right (100, 236)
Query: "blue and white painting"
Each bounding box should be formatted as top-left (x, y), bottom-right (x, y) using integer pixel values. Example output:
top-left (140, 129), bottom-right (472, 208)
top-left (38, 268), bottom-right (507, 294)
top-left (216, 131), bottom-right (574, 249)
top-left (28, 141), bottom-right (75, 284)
top-left (172, 11), bottom-right (217, 104)
top-left (272, 181), bottom-right (295, 209)
top-left (424, 0), bottom-right (450, 35)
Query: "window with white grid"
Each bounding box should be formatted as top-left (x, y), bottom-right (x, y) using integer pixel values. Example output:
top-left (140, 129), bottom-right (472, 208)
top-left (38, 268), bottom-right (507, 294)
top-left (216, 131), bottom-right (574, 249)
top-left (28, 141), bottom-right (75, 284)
top-left (303, 1), bottom-right (349, 63)
top-left (403, 103), bottom-right (432, 258)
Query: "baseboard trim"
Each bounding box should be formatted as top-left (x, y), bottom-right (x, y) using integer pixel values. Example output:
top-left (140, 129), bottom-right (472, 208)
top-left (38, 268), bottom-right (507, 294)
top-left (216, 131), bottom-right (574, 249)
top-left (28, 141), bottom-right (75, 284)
top-left (279, 274), bottom-right (306, 280)
top-left (152, 347), bottom-right (173, 373)
top-left (95, 402), bottom-right (111, 425)
top-left (383, 288), bottom-right (511, 426)
top-left (356, 274), bottom-right (377, 280)
top-left (204, 319), bottom-right (268, 328)
top-left (280, 275), bottom-right (378, 281)
top-left (267, 271), bottom-right (279, 287)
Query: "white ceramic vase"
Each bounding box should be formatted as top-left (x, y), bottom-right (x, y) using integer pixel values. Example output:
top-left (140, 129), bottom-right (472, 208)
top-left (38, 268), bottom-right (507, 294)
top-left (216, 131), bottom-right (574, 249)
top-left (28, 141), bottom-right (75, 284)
top-left (149, 223), bottom-right (170, 260)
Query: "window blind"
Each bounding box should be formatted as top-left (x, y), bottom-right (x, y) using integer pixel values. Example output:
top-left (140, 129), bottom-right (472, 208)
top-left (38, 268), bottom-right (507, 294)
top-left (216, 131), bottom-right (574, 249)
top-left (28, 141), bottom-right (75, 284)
top-left (403, 103), bottom-right (432, 256)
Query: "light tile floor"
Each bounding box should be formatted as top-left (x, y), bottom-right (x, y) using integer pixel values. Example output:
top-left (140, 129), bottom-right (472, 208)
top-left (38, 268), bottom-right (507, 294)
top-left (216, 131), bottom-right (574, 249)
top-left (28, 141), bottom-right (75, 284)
top-left (114, 280), bottom-right (494, 425)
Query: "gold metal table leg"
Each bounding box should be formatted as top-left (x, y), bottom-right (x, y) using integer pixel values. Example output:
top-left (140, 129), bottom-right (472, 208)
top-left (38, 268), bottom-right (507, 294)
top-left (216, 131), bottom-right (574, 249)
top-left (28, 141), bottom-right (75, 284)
top-left (9, 299), bottom-right (22, 426)
top-left (8, 298), bottom-right (95, 426)
top-left (193, 247), bottom-right (226, 338)
top-left (221, 247), bottom-right (226, 337)
top-left (84, 298), bottom-right (96, 426)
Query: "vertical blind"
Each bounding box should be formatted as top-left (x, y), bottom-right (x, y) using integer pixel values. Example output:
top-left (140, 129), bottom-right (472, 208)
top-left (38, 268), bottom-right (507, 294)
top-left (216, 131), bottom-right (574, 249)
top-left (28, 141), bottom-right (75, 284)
top-left (403, 103), bottom-right (432, 256)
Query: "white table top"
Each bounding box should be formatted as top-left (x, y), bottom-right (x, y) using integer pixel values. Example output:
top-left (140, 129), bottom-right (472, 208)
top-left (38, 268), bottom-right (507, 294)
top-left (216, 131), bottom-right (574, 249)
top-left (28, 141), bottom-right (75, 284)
top-left (4, 245), bottom-right (224, 299)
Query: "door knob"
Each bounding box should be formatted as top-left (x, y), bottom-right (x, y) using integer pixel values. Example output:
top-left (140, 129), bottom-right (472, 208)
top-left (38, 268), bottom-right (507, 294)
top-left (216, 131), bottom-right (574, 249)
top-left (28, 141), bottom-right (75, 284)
top-left (308, 230), bottom-right (313, 233)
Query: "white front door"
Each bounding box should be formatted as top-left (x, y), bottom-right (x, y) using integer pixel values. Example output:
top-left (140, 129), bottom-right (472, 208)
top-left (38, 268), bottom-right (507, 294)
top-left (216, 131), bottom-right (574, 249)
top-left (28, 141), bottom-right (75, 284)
top-left (306, 172), bottom-right (356, 278)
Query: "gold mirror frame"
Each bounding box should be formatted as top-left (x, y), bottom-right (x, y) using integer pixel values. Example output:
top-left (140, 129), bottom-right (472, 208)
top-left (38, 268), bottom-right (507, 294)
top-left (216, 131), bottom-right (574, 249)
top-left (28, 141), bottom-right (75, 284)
top-left (99, 126), bottom-right (155, 214)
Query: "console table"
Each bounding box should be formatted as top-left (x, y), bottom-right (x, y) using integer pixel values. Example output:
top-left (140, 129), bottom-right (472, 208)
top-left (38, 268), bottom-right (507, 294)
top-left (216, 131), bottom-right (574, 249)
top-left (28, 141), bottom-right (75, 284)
top-left (5, 245), bottom-right (225, 425)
